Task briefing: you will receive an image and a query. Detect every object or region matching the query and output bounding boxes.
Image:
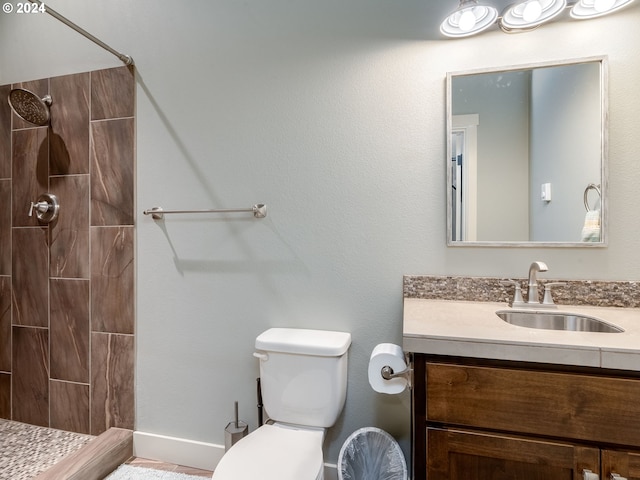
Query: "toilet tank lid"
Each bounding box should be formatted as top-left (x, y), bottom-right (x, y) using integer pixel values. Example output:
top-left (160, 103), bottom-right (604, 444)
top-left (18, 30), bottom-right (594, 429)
top-left (256, 328), bottom-right (351, 357)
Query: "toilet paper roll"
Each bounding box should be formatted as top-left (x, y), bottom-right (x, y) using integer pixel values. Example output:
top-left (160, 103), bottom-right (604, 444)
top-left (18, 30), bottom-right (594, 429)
top-left (368, 343), bottom-right (408, 394)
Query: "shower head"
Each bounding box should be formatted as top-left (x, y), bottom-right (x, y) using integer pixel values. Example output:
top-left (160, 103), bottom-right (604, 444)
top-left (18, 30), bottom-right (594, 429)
top-left (8, 88), bottom-right (52, 126)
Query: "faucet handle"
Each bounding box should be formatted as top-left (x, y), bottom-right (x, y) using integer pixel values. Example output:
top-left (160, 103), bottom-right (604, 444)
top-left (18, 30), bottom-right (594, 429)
top-left (542, 282), bottom-right (566, 306)
top-left (500, 280), bottom-right (525, 306)
top-left (29, 201), bottom-right (49, 217)
top-left (27, 193), bottom-right (60, 223)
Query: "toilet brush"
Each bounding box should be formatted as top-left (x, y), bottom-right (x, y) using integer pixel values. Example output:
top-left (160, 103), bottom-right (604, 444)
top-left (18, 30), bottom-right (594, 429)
top-left (225, 401), bottom-right (249, 452)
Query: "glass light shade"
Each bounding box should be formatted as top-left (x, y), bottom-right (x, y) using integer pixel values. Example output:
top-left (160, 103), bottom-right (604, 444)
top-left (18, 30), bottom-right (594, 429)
top-left (440, 0), bottom-right (499, 37)
top-left (501, 0), bottom-right (567, 29)
top-left (570, 0), bottom-right (635, 18)
top-left (594, 0), bottom-right (616, 10)
top-left (523, 1), bottom-right (544, 21)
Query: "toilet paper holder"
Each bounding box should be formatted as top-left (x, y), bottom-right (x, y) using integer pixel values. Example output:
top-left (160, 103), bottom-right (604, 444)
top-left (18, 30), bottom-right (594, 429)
top-left (380, 357), bottom-right (413, 388)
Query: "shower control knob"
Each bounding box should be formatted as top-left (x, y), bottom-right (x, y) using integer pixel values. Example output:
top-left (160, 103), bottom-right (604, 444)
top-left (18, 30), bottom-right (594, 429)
top-left (28, 193), bottom-right (60, 223)
top-left (29, 201), bottom-right (49, 217)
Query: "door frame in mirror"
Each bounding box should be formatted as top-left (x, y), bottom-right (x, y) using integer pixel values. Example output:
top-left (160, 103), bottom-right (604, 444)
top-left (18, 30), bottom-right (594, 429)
top-left (446, 56), bottom-right (608, 248)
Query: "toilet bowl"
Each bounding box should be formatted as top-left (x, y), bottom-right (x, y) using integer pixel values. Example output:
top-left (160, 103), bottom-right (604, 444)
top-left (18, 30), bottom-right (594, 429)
top-left (211, 328), bottom-right (351, 480)
top-left (212, 423), bottom-right (325, 480)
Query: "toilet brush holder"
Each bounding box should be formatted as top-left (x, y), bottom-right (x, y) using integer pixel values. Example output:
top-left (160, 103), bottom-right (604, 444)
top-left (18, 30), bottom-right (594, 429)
top-left (225, 401), bottom-right (248, 452)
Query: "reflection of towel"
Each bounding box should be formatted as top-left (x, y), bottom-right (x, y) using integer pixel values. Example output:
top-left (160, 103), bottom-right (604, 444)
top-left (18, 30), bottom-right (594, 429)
top-left (581, 209), bottom-right (601, 242)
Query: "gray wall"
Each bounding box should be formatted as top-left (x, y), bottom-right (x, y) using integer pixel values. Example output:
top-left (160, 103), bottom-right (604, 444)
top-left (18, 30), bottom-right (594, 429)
top-left (1, 0), bottom-right (639, 466)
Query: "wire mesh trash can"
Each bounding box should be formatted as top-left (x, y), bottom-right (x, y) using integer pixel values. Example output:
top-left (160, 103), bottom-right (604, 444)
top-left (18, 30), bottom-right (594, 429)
top-left (338, 427), bottom-right (407, 480)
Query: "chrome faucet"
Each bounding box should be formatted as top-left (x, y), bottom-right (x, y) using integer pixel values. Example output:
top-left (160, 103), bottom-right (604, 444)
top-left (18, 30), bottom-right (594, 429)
top-left (527, 261), bottom-right (548, 304)
top-left (502, 261), bottom-right (564, 308)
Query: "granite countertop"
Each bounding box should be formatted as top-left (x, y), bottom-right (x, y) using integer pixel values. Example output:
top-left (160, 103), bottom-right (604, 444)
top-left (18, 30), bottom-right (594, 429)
top-left (403, 298), bottom-right (640, 371)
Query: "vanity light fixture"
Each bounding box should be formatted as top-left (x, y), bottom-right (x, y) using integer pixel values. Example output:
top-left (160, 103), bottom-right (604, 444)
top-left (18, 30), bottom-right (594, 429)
top-left (570, 0), bottom-right (635, 18)
top-left (440, 0), bottom-right (636, 37)
top-left (440, 0), bottom-right (499, 38)
top-left (501, 0), bottom-right (567, 30)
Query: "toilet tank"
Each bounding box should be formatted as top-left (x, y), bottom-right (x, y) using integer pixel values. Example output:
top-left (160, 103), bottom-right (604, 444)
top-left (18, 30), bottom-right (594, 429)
top-left (255, 328), bottom-right (351, 428)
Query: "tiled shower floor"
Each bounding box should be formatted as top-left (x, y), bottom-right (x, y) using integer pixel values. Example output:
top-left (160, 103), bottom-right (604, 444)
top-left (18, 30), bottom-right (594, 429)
top-left (0, 419), bottom-right (94, 480)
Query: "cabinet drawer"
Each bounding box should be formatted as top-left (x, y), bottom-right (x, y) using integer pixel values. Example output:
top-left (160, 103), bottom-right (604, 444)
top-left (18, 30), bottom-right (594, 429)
top-left (427, 363), bottom-right (640, 447)
top-left (427, 427), bottom-right (600, 480)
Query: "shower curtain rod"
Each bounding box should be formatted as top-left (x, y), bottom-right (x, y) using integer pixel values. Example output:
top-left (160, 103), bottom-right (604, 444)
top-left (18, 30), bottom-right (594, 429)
top-left (28, 0), bottom-right (133, 66)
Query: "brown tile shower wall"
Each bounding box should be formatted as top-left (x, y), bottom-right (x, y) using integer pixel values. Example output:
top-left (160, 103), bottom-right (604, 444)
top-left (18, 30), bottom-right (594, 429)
top-left (0, 66), bottom-right (135, 435)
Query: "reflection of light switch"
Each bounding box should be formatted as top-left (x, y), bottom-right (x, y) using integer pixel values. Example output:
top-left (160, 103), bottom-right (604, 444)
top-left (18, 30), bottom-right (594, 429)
top-left (541, 183), bottom-right (551, 202)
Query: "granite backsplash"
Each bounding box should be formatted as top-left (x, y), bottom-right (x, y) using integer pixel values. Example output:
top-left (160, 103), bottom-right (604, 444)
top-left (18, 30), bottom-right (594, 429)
top-left (404, 275), bottom-right (640, 308)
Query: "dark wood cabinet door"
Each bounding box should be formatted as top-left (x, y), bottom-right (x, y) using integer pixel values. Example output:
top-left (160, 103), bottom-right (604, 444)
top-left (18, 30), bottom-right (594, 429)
top-left (427, 427), bottom-right (600, 480)
top-left (602, 449), bottom-right (640, 480)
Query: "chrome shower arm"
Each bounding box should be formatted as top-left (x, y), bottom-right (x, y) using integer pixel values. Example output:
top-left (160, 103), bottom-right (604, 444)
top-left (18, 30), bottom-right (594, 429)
top-left (27, 0), bottom-right (133, 66)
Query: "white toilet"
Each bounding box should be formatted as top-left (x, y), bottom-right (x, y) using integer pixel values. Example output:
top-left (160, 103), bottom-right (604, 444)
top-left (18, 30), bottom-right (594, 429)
top-left (212, 327), bottom-right (352, 480)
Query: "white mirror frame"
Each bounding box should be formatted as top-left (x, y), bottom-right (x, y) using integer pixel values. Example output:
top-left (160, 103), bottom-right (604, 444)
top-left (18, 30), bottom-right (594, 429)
top-left (446, 56), bottom-right (609, 247)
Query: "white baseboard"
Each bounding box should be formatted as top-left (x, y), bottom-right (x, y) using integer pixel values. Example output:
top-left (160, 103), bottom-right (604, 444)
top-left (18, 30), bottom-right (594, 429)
top-left (133, 431), bottom-right (224, 471)
top-left (133, 430), bottom-right (339, 479)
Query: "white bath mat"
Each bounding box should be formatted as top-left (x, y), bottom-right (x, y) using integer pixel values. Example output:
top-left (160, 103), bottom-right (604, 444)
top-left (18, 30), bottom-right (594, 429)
top-left (106, 464), bottom-right (209, 480)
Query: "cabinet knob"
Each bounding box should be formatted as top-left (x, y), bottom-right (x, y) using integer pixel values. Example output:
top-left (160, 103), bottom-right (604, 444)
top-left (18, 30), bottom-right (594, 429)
top-left (583, 469), bottom-right (599, 480)
top-left (611, 474), bottom-right (628, 480)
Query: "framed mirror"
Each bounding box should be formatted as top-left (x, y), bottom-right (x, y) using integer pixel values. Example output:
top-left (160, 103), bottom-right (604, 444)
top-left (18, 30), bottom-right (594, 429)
top-left (446, 56), bottom-right (608, 247)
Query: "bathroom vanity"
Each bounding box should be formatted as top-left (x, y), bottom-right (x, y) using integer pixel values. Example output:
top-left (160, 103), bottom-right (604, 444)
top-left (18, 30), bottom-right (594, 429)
top-left (404, 298), bottom-right (640, 480)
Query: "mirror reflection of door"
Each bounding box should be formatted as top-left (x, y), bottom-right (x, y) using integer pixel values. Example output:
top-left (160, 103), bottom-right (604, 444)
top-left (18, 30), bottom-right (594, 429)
top-left (452, 115), bottom-right (478, 241)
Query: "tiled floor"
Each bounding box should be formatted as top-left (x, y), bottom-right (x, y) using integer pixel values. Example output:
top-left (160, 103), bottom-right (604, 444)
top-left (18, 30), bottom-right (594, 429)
top-left (0, 419), bottom-right (94, 480)
top-left (0, 418), bottom-right (213, 479)
top-left (125, 457), bottom-right (213, 477)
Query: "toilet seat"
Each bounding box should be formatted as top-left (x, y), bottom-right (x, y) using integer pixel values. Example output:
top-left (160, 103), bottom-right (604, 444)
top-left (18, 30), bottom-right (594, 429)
top-left (212, 424), bottom-right (324, 480)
